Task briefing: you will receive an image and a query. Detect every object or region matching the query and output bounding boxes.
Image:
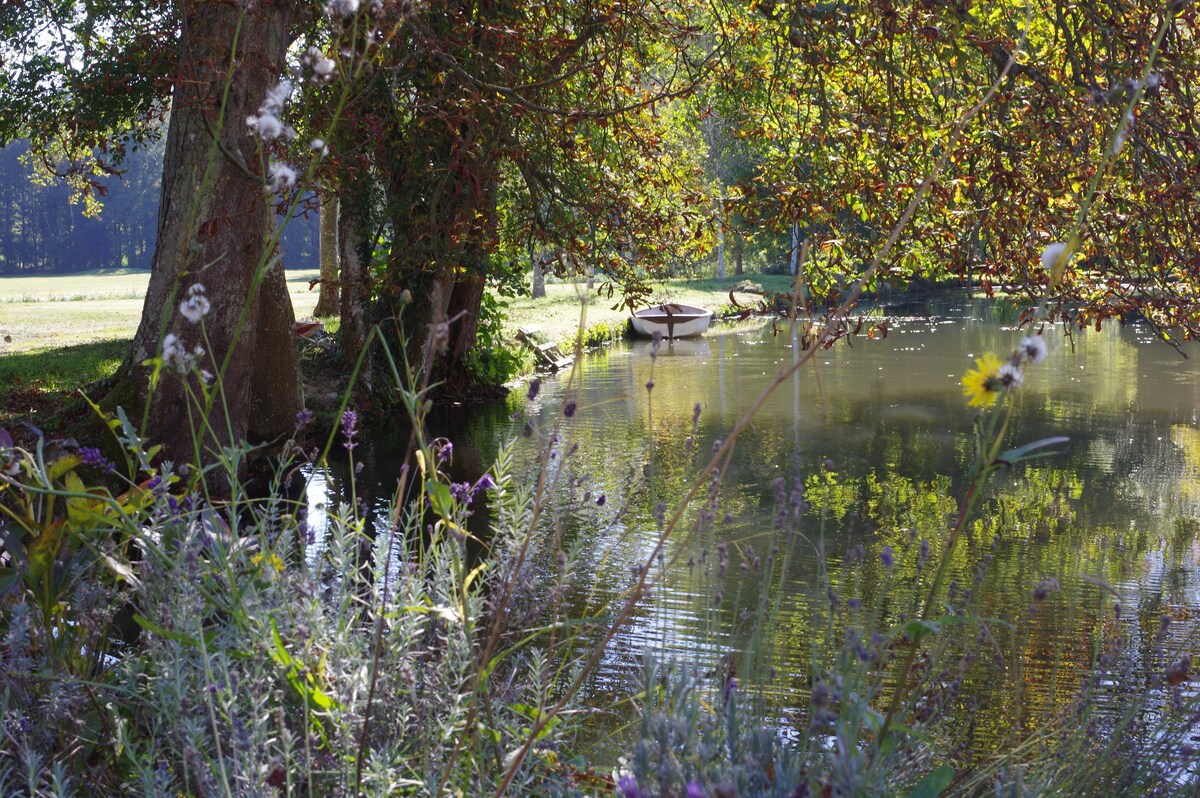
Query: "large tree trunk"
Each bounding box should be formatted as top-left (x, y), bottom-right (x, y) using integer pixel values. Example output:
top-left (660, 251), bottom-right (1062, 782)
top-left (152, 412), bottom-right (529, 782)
top-left (313, 193), bottom-right (340, 316)
top-left (108, 0), bottom-right (300, 477)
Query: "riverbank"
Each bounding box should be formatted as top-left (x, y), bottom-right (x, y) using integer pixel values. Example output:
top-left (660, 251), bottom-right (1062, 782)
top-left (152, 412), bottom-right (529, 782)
top-left (0, 271), bottom-right (798, 427)
top-left (501, 275), bottom-right (799, 346)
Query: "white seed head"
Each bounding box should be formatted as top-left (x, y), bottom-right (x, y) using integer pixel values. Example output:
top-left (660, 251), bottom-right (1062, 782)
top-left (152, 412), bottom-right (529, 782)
top-left (267, 162), bottom-right (298, 192)
top-left (1041, 242), bottom-right (1068, 272)
top-left (179, 284), bottom-right (211, 323)
top-left (1019, 335), bottom-right (1048, 364)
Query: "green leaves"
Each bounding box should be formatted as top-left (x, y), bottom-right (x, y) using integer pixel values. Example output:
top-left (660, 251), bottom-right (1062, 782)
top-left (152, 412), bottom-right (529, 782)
top-left (995, 436), bottom-right (1070, 467)
top-left (905, 764), bottom-right (955, 798)
top-left (270, 619), bottom-right (342, 713)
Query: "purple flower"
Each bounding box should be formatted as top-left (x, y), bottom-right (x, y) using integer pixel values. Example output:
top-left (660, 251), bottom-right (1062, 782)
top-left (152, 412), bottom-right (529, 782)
top-left (617, 775), bottom-right (642, 798)
top-left (294, 409), bottom-right (315, 428)
top-left (881, 546), bottom-right (894, 568)
top-left (146, 475), bottom-right (163, 492)
top-left (341, 409), bottom-right (359, 451)
top-left (78, 446), bottom-right (115, 474)
top-left (437, 440), bottom-right (453, 463)
top-left (527, 378), bottom-right (541, 400)
top-left (563, 399), bottom-right (577, 418)
top-left (473, 473), bottom-right (497, 494)
top-left (596, 493), bottom-right (606, 506)
top-left (686, 782), bottom-right (706, 798)
top-left (449, 482), bottom-right (472, 503)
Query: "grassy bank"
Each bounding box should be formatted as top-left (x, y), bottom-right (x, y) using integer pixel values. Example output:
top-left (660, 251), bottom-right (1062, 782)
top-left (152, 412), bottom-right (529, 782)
top-left (502, 275), bottom-right (799, 345)
top-left (0, 269), bottom-right (324, 427)
top-left (0, 270), bottom-right (797, 426)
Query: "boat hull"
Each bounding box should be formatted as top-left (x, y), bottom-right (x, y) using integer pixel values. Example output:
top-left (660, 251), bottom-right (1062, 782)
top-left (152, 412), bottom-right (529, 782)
top-left (630, 304), bottom-right (714, 338)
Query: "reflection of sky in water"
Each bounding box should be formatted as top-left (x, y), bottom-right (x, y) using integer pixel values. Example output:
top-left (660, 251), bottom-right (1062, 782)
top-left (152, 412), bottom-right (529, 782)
top-left (307, 298), bottom-right (1200, 762)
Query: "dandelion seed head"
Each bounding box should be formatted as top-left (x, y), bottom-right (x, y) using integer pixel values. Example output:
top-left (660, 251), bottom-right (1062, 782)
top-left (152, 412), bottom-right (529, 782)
top-left (179, 283), bottom-right (211, 323)
top-left (267, 162), bottom-right (298, 193)
top-left (997, 362), bottom-right (1024, 390)
top-left (1019, 335), bottom-right (1048, 364)
top-left (1041, 242), bottom-right (1069, 273)
top-left (325, 0), bottom-right (360, 16)
top-left (246, 79), bottom-right (295, 141)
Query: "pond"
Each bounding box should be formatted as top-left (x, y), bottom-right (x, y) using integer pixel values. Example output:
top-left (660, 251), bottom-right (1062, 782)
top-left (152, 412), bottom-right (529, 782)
top-left (306, 295), bottom-right (1200, 763)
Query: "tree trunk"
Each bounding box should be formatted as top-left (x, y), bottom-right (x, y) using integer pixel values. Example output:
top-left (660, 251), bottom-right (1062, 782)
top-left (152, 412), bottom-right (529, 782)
top-left (790, 222), bottom-right (799, 276)
top-left (733, 231), bottom-right (744, 276)
top-left (530, 242), bottom-right (545, 298)
top-left (716, 200), bottom-right (726, 280)
top-left (337, 186), bottom-right (375, 404)
top-left (107, 0), bottom-right (300, 478)
top-left (313, 193), bottom-right (340, 316)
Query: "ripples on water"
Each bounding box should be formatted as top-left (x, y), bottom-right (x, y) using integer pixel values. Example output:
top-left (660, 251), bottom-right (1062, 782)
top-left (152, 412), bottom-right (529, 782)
top-left (307, 296), bottom-right (1200, 763)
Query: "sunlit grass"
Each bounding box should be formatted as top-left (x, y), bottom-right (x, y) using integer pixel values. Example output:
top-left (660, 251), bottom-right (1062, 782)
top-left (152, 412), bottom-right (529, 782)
top-left (0, 268), bottom-right (325, 427)
top-left (503, 274), bottom-right (798, 344)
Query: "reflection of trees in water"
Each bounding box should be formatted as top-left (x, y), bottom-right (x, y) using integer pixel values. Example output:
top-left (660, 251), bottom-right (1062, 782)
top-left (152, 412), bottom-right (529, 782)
top-left (397, 314), bottom-right (1200, 760)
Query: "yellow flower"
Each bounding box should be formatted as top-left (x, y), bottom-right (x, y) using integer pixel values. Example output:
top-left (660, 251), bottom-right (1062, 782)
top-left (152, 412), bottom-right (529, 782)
top-left (962, 354), bottom-right (1004, 407)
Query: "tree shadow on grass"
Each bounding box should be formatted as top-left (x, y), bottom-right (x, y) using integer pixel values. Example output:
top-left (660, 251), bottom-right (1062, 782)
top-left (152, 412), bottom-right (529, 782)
top-left (0, 338), bottom-right (130, 431)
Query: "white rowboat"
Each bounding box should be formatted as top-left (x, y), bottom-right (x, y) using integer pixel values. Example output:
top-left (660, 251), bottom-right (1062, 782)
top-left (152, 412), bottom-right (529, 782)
top-left (630, 303), bottom-right (714, 338)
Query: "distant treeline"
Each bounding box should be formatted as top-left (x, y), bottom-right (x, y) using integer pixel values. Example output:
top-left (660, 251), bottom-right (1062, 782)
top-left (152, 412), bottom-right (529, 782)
top-left (0, 138), bottom-right (318, 275)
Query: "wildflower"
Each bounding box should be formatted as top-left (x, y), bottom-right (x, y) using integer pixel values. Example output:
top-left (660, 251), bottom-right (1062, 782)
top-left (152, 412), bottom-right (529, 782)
top-left (310, 139), bottom-right (329, 156)
top-left (686, 782), bottom-right (705, 798)
top-left (436, 440), bottom-right (453, 463)
top-left (162, 333), bottom-right (192, 373)
top-left (1167, 656), bottom-right (1191, 685)
top-left (881, 546), bottom-right (894, 568)
top-left (563, 399), bottom-right (577, 418)
top-left (1112, 110), bottom-right (1135, 155)
top-left (301, 46), bottom-right (336, 82)
top-left (245, 79), bottom-right (295, 141)
top-left (294, 409), bottom-right (315, 428)
top-left (617, 775), bottom-right (642, 798)
top-left (179, 283), bottom-right (211, 323)
top-left (78, 446), bottom-right (115, 474)
top-left (961, 353), bottom-right (1004, 407)
top-left (1040, 241), bottom-right (1071, 286)
top-left (449, 482), bottom-right (472, 503)
top-left (267, 162), bottom-right (297, 193)
top-left (1019, 335), bottom-right (1048, 364)
top-left (325, 0), bottom-right (360, 15)
top-left (341, 409), bottom-right (358, 450)
top-left (472, 473), bottom-right (497, 496)
top-left (997, 362), bottom-right (1024, 390)
top-left (596, 493), bottom-right (606, 506)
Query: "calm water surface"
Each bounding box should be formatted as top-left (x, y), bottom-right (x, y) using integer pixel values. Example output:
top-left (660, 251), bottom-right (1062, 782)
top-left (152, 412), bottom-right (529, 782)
top-left (309, 296), bottom-right (1200, 758)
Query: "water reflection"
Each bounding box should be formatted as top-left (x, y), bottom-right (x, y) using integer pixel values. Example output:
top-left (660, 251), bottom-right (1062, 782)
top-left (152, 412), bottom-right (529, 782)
top-left (312, 297), bottom-right (1200, 759)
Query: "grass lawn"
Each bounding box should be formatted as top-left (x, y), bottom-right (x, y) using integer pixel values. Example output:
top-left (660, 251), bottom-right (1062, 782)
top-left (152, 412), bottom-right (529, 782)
top-left (0, 268), bottom-right (323, 428)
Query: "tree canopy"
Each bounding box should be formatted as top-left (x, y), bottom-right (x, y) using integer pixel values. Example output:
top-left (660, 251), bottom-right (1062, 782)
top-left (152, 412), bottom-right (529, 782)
top-left (1, 0), bottom-right (1197, 423)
